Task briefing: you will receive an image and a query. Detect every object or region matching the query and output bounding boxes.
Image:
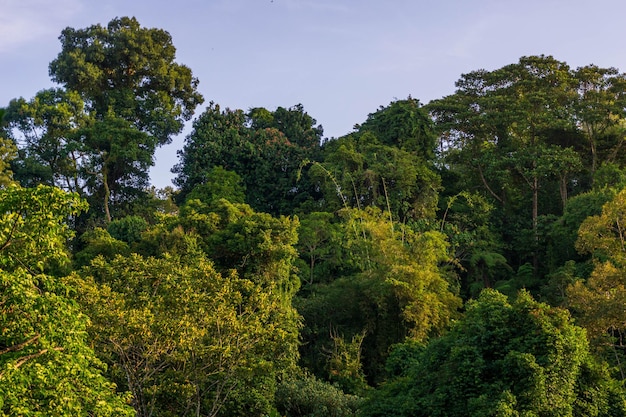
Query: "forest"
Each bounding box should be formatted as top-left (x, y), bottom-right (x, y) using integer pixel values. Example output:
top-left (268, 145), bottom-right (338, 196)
top-left (3, 16), bottom-right (626, 417)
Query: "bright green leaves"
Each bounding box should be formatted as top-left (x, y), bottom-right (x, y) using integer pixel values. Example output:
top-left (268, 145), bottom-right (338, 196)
top-left (0, 137), bottom-right (16, 188)
top-left (339, 207), bottom-right (460, 340)
top-left (567, 189), bottom-right (626, 376)
top-left (576, 188), bottom-right (626, 266)
top-left (0, 184), bottom-right (87, 272)
top-left (0, 269), bottom-right (134, 417)
top-left (297, 207), bottom-right (461, 386)
top-left (64, 198), bottom-right (303, 416)
top-left (72, 249), bottom-right (299, 417)
top-left (0, 185), bottom-right (132, 416)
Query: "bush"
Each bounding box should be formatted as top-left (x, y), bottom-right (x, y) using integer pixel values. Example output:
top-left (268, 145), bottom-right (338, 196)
top-left (275, 374), bottom-right (362, 417)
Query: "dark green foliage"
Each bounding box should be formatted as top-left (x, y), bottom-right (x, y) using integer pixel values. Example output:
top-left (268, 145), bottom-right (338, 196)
top-left (107, 215), bottom-right (148, 243)
top-left (361, 289), bottom-right (625, 417)
top-left (295, 211), bottom-right (346, 288)
top-left (185, 166), bottom-right (246, 205)
top-left (429, 55), bottom-right (626, 278)
top-left (73, 228), bottom-right (130, 268)
top-left (312, 132), bottom-right (440, 222)
top-left (310, 99), bottom-right (439, 222)
top-left (357, 97), bottom-right (436, 159)
top-left (546, 188), bottom-right (614, 273)
top-left (173, 102), bottom-right (322, 215)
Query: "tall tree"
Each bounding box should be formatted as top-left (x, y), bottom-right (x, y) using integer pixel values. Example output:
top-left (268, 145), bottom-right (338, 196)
top-left (310, 98), bottom-right (440, 222)
top-left (49, 16), bottom-right (202, 142)
top-left (430, 56), bottom-right (587, 273)
top-left (573, 65), bottom-right (626, 178)
top-left (45, 16), bottom-right (203, 221)
top-left (173, 102), bottom-right (322, 215)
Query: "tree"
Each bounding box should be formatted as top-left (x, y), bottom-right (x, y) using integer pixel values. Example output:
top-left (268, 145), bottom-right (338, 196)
top-left (297, 207), bottom-right (461, 385)
top-left (310, 98), bottom-right (440, 222)
top-left (568, 188), bottom-right (626, 378)
top-left (573, 65), bottom-right (626, 178)
top-left (357, 97), bottom-right (436, 159)
top-left (69, 196), bottom-right (302, 416)
top-left (295, 211), bottom-right (344, 287)
top-left (5, 89), bottom-right (86, 191)
top-left (0, 184), bottom-right (87, 273)
top-left (49, 16), bottom-right (202, 143)
top-left (43, 16), bottom-right (203, 221)
top-left (184, 166), bottom-right (246, 205)
top-left (312, 134), bottom-right (440, 222)
top-left (361, 289), bottom-right (626, 417)
top-left (0, 185), bottom-right (133, 416)
top-left (430, 56), bottom-right (588, 274)
top-left (173, 102), bottom-right (322, 215)
top-left (70, 251), bottom-right (294, 417)
top-left (275, 373), bottom-right (362, 417)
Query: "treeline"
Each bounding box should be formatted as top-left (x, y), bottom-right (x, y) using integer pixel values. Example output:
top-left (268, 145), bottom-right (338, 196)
top-left (2, 16), bottom-right (626, 417)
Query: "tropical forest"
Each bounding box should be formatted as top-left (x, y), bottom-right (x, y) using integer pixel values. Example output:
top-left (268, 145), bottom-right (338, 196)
top-left (3, 16), bottom-right (626, 417)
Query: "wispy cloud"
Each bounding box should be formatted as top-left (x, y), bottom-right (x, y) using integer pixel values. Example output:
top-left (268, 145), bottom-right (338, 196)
top-left (0, 0), bottom-right (83, 53)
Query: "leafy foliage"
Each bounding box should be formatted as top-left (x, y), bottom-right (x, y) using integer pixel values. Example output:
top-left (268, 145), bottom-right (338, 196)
top-left (7, 34), bottom-right (626, 415)
top-left (49, 16), bottom-right (203, 143)
top-left (0, 185), bottom-right (133, 416)
top-left (568, 188), bottom-right (626, 377)
top-left (173, 102), bottom-right (322, 215)
top-left (0, 184), bottom-right (87, 273)
top-left (70, 249), bottom-right (299, 417)
top-left (297, 207), bottom-right (461, 385)
top-left (275, 373), bottom-right (362, 417)
top-left (361, 289), bottom-right (625, 417)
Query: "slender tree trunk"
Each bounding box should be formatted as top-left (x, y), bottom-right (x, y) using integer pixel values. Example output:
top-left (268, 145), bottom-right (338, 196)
top-left (532, 175), bottom-right (539, 273)
top-left (103, 166), bottom-right (111, 223)
top-left (559, 176), bottom-right (568, 211)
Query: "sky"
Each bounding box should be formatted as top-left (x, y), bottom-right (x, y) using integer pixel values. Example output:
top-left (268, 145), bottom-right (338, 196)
top-left (2, 0), bottom-right (626, 189)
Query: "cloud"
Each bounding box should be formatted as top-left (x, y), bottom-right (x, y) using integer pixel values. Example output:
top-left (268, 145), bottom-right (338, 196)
top-left (0, 0), bottom-right (83, 53)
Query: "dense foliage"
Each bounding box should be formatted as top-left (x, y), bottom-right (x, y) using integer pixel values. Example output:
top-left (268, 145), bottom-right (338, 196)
top-left (3, 17), bottom-right (626, 416)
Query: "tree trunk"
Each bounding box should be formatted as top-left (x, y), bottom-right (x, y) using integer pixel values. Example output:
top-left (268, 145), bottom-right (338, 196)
top-left (532, 175), bottom-right (539, 273)
top-left (103, 166), bottom-right (111, 223)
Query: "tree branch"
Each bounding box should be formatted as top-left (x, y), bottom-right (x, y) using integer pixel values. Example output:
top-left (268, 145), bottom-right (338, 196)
top-left (0, 334), bottom-right (40, 356)
top-left (0, 346), bottom-right (63, 379)
top-left (477, 164), bottom-right (503, 203)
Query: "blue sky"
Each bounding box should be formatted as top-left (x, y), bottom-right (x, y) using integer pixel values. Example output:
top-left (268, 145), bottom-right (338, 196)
top-left (3, 0), bottom-right (626, 188)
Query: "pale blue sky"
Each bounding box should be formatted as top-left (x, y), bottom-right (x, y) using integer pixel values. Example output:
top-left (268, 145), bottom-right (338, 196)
top-left (2, 0), bottom-right (626, 188)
